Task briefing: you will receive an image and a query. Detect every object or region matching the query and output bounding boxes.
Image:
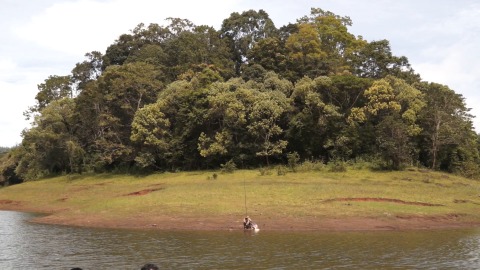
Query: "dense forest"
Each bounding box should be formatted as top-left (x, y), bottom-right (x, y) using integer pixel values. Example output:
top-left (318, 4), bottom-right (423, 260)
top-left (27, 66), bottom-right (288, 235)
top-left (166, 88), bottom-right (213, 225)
top-left (1, 8), bottom-right (479, 184)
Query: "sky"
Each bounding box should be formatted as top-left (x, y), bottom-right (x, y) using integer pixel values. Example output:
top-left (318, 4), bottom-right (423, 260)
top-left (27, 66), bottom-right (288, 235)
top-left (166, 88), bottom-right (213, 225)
top-left (1, 0), bottom-right (480, 147)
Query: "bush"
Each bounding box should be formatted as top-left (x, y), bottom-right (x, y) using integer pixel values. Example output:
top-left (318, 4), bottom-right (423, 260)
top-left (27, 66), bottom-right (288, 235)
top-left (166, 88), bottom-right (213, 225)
top-left (297, 160), bottom-right (325, 172)
top-left (277, 166), bottom-right (287, 176)
top-left (258, 167), bottom-right (272, 176)
top-left (287, 152), bottom-right (300, 172)
top-left (220, 160), bottom-right (236, 173)
top-left (328, 160), bottom-right (347, 172)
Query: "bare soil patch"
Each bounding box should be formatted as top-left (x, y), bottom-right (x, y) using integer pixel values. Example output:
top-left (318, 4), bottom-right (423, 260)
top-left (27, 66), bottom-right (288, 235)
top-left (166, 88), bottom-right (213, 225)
top-left (1, 199), bottom-right (478, 231)
top-left (322, 197), bottom-right (444, 206)
top-left (28, 212), bottom-right (480, 232)
top-left (124, 188), bottom-right (164, 196)
top-left (0, 200), bottom-right (21, 206)
top-left (454, 199), bottom-right (480, 205)
top-left (0, 200), bottom-right (23, 211)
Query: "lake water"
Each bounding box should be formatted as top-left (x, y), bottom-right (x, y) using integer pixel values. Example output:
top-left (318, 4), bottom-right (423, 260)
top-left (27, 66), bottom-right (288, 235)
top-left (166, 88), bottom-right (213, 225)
top-left (1, 210), bottom-right (480, 269)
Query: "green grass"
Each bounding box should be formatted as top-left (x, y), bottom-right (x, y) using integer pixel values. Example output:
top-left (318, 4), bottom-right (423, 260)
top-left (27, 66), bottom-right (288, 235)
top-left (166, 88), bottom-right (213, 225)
top-left (1, 168), bottom-right (480, 223)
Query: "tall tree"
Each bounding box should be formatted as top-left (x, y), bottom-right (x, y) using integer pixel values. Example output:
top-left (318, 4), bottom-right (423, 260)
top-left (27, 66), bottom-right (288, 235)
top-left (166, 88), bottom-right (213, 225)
top-left (351, 39), bottom-right (420, 83)
top-left (75, 62), bottom-right (163, 169)
top-left (25, 75), bottom-right (73, 120)
top-left (415, 82), bottom-right (476, 171)
top-left (71, 51), bottom-right (103, 93)
top-left (287, 76), bottom-right (342, 159)
top-left (131, 79), bottom-right (209, 170)
top-left (285, 23), bottom-right (326, 80)
top-left (247, 37), bottom-right (287, 75)
top-left (198, 76), bottom-right (290, 167)
top-left (298, 8), bottom-right (364, 75)
top-left (163, 25), bottom-right (234, 81)
top-left (102, 34), bottom-right (137, 68)
top-left (221, 9), bottom-right (277, 75)
top-left (16, 98), bottom-right (82, 179)
top-left (248, 90), bottom-right (289, 166)
top-left (349, 76), bottom-right (425, 169)
top-left (0, 147), bottom-right (23, 185)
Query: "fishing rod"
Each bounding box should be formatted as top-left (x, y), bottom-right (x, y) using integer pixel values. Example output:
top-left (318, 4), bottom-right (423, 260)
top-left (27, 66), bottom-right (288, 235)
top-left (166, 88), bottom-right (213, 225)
top-left (243, 173), bottom-right (248, 217)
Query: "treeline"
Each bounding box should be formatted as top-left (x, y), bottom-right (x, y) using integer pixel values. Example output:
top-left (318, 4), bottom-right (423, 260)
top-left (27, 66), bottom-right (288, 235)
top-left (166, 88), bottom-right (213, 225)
top-left (1, 8), bottom-right (479, 183)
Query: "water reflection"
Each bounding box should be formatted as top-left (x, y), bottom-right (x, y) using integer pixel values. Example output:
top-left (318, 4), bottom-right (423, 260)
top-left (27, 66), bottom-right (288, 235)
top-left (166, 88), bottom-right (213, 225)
top-left (1, 210), bottom-right (480, 269)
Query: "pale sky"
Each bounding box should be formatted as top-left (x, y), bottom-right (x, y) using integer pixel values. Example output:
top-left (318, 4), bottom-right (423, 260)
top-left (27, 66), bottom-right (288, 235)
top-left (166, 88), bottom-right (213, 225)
top-left (1, 0), bottom-right (479, 147)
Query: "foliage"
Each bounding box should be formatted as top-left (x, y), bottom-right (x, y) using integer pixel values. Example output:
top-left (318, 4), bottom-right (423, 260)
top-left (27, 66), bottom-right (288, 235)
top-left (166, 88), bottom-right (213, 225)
top-left (287, 152), bottom-right (300, 172)
top-left (220, 159), bottom-right (237, 173)
top-left (12, 7), bottom-right (480, 180)
top-left (221, 9), bottom-right (277, 75)
top-left (327, 159), bottom-right (348, 172)
top-left (276, 165), bottom-right (288, 175)
top-left (297, 160), bottom-right (325, 172)
top-left (0, 147), bottom-right (23, 186)
top-left (348, 76), bottom-right (426, 169)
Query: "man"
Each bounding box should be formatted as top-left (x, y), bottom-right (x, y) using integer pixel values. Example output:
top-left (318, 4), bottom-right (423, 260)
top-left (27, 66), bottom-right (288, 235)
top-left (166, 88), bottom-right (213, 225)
top-left (243, 216), bottom-right (258, 230)
top-left (243, 216), bottom-right (252, 229)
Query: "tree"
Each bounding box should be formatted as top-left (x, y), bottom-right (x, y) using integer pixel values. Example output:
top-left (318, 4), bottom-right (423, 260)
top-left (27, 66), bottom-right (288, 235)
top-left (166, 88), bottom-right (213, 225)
top-left (285, 23), bottom-right (326, 80)
top-left (25, 75), bottom-right (73, 119)
top-left (298, 8), bottom-right (364, 75)
top-left (247, 37), bottom-right (287, 74)
top-left (287, 76), bottom-right (342, 159)
top-left (16, 98), bottom-right (81, 179)
top-left (327, 75), bottom-right (373, 113)
top-left (351, 40), bottom-right (420, 83)
top-left (0, 147), bottom-right (23, 185)
top-left (102, 22), bottom-right (171, 70)
top-left (248, 90), bottom-right (289, 166)
top-left (71, 51), bottom-right (103, 93)
top-left (102, 34), bottom-right (138, 68)
top-left (349, 76), bottom-right (425, 169)
top-left (197, 79), bottom-right (253, 165)
top-left (416, 82), bottom-right (477, 171)
top-left (197, 75), bottom-right (291, 167)
top-left (163, 25), bottom-right (234, 81)
top-left (130, 100), bottom-right (172, 169)
top-left (221, 9), bottom-right (277, 75)
top-left (131, 79), bottom-right (210, 170)
top-left (74, 62), bottom-right (163, 170)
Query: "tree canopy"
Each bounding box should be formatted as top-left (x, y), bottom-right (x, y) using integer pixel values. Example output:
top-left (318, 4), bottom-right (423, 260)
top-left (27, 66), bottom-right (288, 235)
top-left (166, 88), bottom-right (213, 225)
top-left (2, 7), bottom-right (479, 183)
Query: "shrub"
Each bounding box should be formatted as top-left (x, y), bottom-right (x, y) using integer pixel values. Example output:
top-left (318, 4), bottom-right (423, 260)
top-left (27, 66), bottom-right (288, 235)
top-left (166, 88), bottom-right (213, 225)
top-left (298, 160), bottom-right (325, 172)
top-left (328, 160), bottom-right (347, 172)
top-left (287, 152), bottom-right (300, 172)
top-left (258, 167), bottom-right (272, 176)
top-left (277, 166), bottom-right (287, 176)
top-left (220, 160), bottom-right (236, 173)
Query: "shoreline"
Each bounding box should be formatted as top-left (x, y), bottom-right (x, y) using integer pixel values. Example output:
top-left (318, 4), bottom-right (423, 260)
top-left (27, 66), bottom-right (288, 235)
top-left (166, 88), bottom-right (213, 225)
top-left (2, 203), bottom-right (479, 232)
top-left (2, 170), bottom-right (480, 232)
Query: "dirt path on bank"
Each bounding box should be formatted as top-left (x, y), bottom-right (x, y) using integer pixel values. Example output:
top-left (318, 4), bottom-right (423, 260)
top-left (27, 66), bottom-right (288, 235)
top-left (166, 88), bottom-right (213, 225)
top-left (33, 214), bottom-right (480, 232)
top-left (1, 199), bottom-right (479, 231)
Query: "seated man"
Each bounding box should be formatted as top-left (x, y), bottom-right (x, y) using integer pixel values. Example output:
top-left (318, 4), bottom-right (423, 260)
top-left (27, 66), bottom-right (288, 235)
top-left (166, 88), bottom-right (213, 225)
top-left (243, 216), bottom-right (258, 230)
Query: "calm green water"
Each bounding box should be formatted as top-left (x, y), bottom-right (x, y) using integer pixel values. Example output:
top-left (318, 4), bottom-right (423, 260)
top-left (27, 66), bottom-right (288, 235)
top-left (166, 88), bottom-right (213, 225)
top-left (1, 210), bottom-right (480, 269)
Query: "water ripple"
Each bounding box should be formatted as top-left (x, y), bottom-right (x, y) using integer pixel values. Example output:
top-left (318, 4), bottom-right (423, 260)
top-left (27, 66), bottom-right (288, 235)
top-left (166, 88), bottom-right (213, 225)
top-left (2, 211), bottom-right (480, 269)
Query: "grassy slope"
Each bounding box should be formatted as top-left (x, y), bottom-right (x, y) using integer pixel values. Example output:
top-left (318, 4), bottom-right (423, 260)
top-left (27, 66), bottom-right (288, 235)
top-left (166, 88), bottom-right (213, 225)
top-left (1, 168), bottom-right (480, 228)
